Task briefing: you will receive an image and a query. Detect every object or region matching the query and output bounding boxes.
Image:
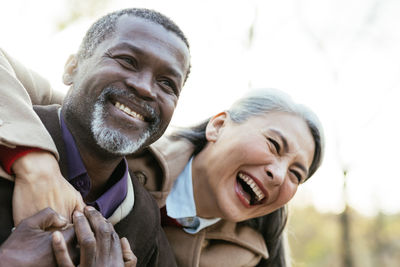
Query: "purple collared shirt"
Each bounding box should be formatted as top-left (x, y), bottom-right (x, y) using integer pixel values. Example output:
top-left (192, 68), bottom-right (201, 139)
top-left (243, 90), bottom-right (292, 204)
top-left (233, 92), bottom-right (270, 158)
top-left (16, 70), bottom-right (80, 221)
top-left (60, 114), bottom-right (128, 218)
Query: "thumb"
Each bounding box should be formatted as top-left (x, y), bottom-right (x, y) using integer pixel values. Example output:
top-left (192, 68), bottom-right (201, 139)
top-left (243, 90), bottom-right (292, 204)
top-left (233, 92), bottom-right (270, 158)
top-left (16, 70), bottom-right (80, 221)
top-left (121, 237), bottom-right (136, 263)
top-left (25, 207), bottom-right (69, 230)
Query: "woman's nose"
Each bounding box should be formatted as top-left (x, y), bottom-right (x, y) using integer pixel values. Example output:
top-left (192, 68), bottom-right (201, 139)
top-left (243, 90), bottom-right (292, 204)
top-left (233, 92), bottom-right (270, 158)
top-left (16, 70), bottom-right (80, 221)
top-left (265, 163), bottom-right (286, 186)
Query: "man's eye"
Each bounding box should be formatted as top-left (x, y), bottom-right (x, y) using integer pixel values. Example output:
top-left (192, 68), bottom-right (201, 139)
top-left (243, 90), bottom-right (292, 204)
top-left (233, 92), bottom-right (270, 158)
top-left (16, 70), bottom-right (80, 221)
top-left (159, 79), bottom-right (178, 96)
top-left (117, 56), bottom-right (137, 68)
top-left (268, 138), bottom-right (280, 153)
top-left (160, 80), bottom-right (172, 87)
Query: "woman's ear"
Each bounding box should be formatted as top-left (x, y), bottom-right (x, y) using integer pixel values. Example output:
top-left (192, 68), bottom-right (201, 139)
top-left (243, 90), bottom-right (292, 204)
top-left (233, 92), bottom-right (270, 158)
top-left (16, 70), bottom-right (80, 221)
top-left (62, 54), bottom-right (78, 85)
top-left (205, 111), bottom-right (228, 142)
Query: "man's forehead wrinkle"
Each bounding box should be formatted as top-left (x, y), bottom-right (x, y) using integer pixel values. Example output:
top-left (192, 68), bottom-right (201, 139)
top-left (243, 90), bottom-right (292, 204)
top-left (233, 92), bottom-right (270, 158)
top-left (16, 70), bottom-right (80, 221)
top-left (115, 16), bottom-right (186, 51)
top-left (109, 42), bottom-right (145, 56)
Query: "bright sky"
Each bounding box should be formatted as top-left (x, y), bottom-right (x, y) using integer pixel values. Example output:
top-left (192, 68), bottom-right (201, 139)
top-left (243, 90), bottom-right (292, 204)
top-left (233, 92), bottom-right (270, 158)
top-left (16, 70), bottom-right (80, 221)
top-left (1, 0), bottom-right (399, 216)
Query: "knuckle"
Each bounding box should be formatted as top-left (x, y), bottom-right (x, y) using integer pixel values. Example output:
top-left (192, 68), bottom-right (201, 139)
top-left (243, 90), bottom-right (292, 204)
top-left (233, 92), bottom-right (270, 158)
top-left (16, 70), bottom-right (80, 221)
top-left (98, 222), bottom-right (113, 236)
top-left (43, 207), bottom-right (55, 213)
top-left (111, 231), bottom-right (120, 241)
top-left (127, 257), bottom-right (138, 267)
top-left (85, 208), bottom-right (103, 221)
top-left (80, 236), bottom-right (96, 248)
top-left (42, 207), bottom-right (57, 218)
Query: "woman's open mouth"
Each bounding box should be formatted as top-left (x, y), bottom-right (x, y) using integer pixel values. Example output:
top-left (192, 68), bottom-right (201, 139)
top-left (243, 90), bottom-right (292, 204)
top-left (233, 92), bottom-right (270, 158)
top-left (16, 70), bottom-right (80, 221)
top-left (235, 172), bottom-right (267, 206)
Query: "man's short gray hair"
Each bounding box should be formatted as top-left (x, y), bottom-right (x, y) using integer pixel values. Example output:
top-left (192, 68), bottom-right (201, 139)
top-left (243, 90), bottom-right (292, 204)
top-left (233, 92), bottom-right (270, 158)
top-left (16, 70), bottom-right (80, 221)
top-left (77, 8), bottom-right (191, 82)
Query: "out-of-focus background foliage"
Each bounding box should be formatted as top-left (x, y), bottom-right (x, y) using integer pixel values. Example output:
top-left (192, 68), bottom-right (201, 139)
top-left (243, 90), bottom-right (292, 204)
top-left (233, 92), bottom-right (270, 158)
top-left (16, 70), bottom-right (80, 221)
top-left (1, 0), bottom-right (399, 266)
top-left (289, 206), bottom-right (400, 266)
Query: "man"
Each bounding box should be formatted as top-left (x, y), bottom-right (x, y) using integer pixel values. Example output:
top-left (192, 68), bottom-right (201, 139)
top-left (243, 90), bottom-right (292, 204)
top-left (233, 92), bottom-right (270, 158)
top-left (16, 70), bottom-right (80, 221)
top-left (0, 7), bottom-right (190, 266)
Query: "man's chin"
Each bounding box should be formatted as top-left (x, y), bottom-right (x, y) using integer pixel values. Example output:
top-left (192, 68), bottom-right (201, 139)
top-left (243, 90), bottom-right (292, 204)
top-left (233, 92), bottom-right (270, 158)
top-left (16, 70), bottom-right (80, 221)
top-left (93, 127), bottom-right (151, 156)
top-left (91, 98), bottom-right (160, 156)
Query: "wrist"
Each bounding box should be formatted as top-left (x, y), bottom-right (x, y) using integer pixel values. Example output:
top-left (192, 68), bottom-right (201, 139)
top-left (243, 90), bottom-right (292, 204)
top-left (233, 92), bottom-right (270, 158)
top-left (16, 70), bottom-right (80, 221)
top-left (0, 146), bottom-right (41, 175)
top-left (12, 150), bottom-right (59, 180)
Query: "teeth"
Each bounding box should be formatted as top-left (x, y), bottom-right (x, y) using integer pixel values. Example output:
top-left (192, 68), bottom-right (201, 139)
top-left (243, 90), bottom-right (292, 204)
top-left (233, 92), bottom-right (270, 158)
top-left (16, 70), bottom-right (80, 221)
top-left (114, 101), bottom-right (144, 121)
top-left (238, 173), bottom-right (265, 201)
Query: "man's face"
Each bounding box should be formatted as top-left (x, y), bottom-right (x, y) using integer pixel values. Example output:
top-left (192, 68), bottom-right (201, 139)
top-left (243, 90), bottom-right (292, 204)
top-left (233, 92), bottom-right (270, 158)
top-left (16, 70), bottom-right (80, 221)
top-left (64, 15), bottom-right (190, 155)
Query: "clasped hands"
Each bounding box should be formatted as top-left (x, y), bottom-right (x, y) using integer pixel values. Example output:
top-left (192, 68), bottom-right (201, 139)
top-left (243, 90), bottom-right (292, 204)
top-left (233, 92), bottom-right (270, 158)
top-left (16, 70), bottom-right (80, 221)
top-left (0, 207), bottom-right (136, 267)
top-left (6, 150), bottom-right (136, 266)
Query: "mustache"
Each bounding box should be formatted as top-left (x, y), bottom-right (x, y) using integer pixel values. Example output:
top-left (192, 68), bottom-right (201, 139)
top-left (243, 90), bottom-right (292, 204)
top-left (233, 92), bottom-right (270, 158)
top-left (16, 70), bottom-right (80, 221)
top-left (98, 86), bottom-right (159, 123)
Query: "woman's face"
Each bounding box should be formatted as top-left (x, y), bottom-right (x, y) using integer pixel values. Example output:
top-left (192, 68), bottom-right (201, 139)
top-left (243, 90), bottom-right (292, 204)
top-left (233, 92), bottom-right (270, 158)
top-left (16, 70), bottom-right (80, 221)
top-left (193, 111), bottom-right (315, 222)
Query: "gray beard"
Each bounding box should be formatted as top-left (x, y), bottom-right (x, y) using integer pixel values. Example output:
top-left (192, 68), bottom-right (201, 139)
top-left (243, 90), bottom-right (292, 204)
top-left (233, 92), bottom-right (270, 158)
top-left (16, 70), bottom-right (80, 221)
top-left (90, 87), bottom-right (159, 155)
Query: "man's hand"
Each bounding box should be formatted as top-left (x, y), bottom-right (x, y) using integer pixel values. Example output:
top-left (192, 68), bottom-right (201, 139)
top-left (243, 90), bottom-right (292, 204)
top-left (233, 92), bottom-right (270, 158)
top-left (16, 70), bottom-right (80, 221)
top-left (51, 206), bottom-right (137, 267)
top-left (12, 150), bottom-right (85, 225)
top-left (120, 237), bottom-right (137, 267)
top-left (0, 207), bottom-right (76, 267)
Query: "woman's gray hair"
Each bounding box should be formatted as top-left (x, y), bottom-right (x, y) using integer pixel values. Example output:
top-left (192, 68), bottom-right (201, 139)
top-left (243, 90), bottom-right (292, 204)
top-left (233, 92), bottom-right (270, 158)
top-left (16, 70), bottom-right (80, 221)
top-left (227, 88), bottom-right (324, 179)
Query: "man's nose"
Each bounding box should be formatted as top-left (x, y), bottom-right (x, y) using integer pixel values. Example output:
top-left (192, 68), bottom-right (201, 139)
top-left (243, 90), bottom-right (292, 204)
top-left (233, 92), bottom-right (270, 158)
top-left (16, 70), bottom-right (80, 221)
top-left (126, 73), bottom-right (156, 100)
top-left (265, 162), bottom-right (286, 187)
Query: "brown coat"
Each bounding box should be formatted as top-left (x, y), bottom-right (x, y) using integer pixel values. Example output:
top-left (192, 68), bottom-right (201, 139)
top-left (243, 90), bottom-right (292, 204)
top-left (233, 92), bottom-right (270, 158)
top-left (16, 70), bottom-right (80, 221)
top-left (0, 49), bottom-right (269, 266)
top-left (128, 137), bottom-right (269, 267)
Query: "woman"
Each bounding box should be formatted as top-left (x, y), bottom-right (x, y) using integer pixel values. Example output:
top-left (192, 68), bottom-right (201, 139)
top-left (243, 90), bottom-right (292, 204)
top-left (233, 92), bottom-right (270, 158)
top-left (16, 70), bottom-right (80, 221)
top-left (0, 51), bottom-right (324, 266)
top-left (128, 89), bottom-right (323, 266)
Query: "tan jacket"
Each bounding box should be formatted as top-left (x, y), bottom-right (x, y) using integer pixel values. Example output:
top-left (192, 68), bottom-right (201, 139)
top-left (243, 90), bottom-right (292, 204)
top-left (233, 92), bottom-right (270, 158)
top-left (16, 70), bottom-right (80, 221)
top-left (0, 48), bottom-right (63, 179)
top-left (128, 137), bottom-right (269, 266)
top-left (0, 49), bottom-right (269, 266)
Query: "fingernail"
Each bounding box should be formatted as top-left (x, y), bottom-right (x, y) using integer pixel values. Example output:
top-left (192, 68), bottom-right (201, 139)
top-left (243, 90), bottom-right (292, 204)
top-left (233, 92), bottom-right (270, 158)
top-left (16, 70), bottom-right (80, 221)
top-left (74, 210), bottom-right (83, 217)
top-left (85, 206), bottom-right (95, 211)
top-left (53, 231), bottom-right (61, 243)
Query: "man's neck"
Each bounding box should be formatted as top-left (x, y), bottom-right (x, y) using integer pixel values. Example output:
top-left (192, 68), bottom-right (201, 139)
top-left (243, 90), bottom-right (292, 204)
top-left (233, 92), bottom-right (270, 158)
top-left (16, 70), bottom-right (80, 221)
top-left (63, 113), bottom-right (123, 201)
top-left (76, 140), bottom-right (123, 201)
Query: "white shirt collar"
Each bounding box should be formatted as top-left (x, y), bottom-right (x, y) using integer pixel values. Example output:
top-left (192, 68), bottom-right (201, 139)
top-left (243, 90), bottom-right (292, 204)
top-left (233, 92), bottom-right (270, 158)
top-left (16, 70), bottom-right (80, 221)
top-left (166, 157), bottom-right (220, 234)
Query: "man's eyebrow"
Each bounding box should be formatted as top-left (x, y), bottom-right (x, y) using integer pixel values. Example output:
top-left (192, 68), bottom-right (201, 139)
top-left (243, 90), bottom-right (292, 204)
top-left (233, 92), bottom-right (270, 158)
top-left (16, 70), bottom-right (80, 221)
top-left (109, 42), bottom-right (145, 56)
top-left (270, 129), bottom-right (308, 175)
top-left (109, 42), bottom-right (183, 83)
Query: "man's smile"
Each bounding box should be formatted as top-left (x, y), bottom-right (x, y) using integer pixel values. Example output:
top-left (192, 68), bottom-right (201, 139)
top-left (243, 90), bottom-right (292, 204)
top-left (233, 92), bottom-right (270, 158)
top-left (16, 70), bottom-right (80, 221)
top-left (114, 101), bottom-right (145, 121)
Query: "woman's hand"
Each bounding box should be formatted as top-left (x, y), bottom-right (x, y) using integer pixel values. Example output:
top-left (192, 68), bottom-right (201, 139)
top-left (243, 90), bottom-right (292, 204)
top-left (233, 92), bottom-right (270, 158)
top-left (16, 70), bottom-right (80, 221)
top-left (51, 207), bottom-right (137, 267)
top-left (12, 150), bottom-right (85, 225)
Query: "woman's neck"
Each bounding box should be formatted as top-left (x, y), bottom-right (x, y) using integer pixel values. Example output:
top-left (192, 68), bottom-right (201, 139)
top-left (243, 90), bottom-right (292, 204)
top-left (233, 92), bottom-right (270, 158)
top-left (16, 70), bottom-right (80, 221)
top-left (191, 146), bottom-right (219, 219)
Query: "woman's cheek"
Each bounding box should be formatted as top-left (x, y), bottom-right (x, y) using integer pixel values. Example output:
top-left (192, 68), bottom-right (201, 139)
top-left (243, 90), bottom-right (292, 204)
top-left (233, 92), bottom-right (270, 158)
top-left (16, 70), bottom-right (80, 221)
top-left (276, 182), bottom-right (297, 206)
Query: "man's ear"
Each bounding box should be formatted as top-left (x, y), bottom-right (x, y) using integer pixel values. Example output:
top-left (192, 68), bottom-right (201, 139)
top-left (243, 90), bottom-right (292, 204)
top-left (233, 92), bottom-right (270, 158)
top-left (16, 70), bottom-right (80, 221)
top-left (62, 54), bottom-right (78, 85)
top-left (205, 111), bottom-right (228, 142)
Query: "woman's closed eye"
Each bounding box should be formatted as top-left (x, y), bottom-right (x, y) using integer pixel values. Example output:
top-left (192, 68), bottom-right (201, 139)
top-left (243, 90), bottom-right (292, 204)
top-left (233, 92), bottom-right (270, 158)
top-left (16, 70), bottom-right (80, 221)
top-left (291, 169), bottom-right (302, 184)
top-left (268, 138), bottom-right (281, 154)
